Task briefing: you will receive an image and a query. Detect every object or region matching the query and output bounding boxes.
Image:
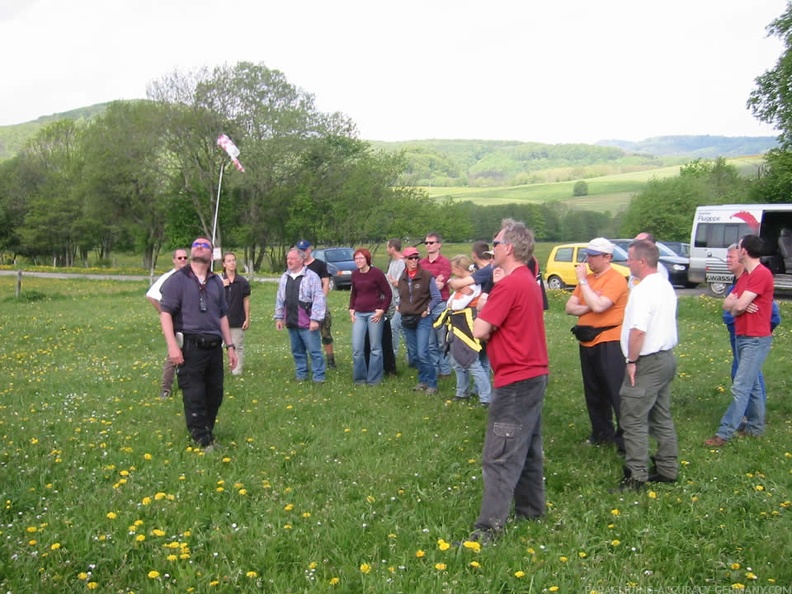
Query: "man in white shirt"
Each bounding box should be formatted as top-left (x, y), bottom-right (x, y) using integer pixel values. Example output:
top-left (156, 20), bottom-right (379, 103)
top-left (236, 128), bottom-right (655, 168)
top-left (617, 239), bottom-right (679, 491)
top-left (146, 248), bottom-right (188, 399)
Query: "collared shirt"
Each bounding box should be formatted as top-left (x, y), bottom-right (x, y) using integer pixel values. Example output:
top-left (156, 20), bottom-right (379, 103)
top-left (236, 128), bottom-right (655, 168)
top-left (620, 271), bottom-right (678, 357)
top-left (160, 266), bottom-right (228, 338)
top-left (420, 254), bottom-right (452, 300)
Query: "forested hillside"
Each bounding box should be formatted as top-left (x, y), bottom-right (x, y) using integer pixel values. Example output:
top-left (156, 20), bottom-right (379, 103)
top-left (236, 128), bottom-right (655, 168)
top-left (597, 135), bottom-right (777, 158)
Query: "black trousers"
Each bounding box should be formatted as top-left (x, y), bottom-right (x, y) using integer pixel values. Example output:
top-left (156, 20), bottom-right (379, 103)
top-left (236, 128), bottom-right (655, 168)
top-left (364, 318), bottom-right (396, 374)
top-left (579, 340), bottom-right (624, 449)
top-left (178, 341), bottom-right (224, 447)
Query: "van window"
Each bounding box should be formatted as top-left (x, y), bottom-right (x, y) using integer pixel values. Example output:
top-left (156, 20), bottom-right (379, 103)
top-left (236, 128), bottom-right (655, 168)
top-left (693, 223), bottom-right (750, 249)
top-left (555, 247), bottom-right (573, 263)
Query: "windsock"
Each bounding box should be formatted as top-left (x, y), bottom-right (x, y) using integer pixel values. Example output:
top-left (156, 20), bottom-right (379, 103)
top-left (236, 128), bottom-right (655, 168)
top-left (217, 134), bottom-right (245, 172)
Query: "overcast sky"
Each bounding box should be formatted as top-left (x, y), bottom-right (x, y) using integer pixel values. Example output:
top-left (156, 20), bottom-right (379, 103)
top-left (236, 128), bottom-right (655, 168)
top-left (0, 0), bottom-right (786, 144)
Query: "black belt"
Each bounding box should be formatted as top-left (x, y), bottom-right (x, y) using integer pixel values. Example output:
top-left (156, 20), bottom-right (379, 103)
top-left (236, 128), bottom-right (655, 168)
top-left (183, 334), bottom-right (222, 349)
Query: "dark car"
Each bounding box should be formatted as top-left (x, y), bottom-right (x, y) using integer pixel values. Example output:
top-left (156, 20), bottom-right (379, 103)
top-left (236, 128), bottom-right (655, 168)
top-left (313, 247), bottom-right (356, 290)
top-left (662, 241), bottom-right (690, 258)
top-left (611, 239), bottom-right (695, 288)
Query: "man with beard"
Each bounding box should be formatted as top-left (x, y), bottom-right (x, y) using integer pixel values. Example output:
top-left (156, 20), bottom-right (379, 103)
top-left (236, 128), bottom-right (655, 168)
top-left (160, 237), bottom-right (238, 451)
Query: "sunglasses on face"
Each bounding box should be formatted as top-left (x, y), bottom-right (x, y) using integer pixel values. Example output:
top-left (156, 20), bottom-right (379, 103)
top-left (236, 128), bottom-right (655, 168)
top-left (192, 241), bottom-right (212, 249)
top-left (492, 240), bottom-right (508, 247)
top-left (406, 255), bottom-right (420, 260)
top-left (425, 241), bottom-right (439, 245)
top-left (175, 256), bottom-right (188, 261)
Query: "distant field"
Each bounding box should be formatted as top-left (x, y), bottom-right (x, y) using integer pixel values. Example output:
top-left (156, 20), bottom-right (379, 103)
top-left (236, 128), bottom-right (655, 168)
top-left (423, 156), bottom-right (766, 213)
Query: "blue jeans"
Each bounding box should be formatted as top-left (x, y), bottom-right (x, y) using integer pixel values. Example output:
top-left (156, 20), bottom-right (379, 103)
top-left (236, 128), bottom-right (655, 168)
top-left (475, 375), bottom-right (547, 532)
top-left (452, 356), bottom-right (491, 403)
top-left (717, 335), bottom-right (772, 439)
top-left (728, 324), bottom-right (766, 401)
top-left (352, 312), bottom-right (384, 385)
top-left (402, 315), bottom-right (437, 388)
top-left (288, 327), bottom-right (326, 382)
top-left (390, 310), bottom-right (403, 358)
top-left (429, 302), bottom-right (452, 376)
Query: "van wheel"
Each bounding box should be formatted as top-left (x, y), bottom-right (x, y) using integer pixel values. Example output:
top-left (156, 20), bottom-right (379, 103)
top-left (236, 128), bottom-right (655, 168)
top-left (708, 281), bottom-right (727, 297)
top-left (546, 275), bottom-right (564, 290)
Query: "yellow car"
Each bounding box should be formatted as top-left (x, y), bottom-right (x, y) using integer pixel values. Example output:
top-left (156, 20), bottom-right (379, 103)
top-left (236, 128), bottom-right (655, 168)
top-left (544, 243), bottom-right (631, 290)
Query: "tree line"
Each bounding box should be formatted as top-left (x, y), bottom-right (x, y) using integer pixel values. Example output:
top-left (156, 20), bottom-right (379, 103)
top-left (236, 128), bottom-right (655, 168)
top-left (2, 37), bottom-right (790, 272)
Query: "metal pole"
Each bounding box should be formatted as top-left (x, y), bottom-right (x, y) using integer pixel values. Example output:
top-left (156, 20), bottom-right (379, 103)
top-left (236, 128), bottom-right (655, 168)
top-left (211, 163), bottom-right (225, 248)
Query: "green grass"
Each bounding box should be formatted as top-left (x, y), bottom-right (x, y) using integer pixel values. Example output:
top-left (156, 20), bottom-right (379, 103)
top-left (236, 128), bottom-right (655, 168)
top-left (1, 277), bottom-right (790, 592)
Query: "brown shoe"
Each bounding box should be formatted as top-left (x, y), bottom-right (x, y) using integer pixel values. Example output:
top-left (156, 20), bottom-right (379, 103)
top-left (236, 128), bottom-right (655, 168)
top-left (704, 435), bottom-right (728, 447)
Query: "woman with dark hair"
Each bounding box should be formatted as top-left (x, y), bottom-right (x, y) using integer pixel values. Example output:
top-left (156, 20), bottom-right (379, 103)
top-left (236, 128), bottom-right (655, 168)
top-left (349, 248), bottom-right (392, 386)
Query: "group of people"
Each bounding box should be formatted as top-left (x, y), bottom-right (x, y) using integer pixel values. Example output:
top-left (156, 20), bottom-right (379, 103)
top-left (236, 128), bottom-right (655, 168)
top-left (564, 232), bottom-right (777, 494)
top-left (147, 225), bottom-right (777, 545)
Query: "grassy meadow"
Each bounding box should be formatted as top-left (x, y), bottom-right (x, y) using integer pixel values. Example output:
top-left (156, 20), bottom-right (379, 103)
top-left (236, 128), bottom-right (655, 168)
top-left (1, 276), bottom-right (790, 593)
top-left (423, 156), bottom-right (767, 213)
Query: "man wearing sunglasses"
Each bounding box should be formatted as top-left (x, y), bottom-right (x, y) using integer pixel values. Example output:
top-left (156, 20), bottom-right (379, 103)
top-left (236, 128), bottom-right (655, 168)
top-left (420, 232), bottom-right (453, 378)
top-left (146, 248), bottom-right (189, 399)
top-left (159, 238), bottom-right (238, 452)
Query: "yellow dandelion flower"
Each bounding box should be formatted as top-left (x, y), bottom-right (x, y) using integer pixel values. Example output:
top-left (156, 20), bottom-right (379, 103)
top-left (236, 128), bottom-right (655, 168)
top-left (648, 491), bottom-right (658, 499)
top-left (745, 572), bottom-right (757, 580)
top-left (514, 570), bottom-right (525, 578)
top-left (284, 504), bottom-right (294, 511)
top-left (437, 539), bottom-right (451, 551)
top-left (732, 584), bottom-right (745, 590)
top-left (216, 487), bottom-right (224, 493)
top-left (283, 524), bottom-right (292, 530)
top-left (150, 529), bottom-right (165, 537)
top-left (141, 497), bottom-right (152, 506)
top-left (463, 541), bottom-right (482, 553)
top-left (416, 550), bottom-right (425, 558)
top-left (329, 577), bottom-right (340, 585)
top-left (134, 520), bottom-right (144, 526)
top-left (147, 571), bottom-right (160, 579)
top-left (308, 562), bottom-right (318, 570)
top-left (167, 554), bottom-right (177, 561)
top-left (470, 561), bottom-right (481, 568)
top-left (366, 496), bottom-right (375, 503)
top-left (179, 553), bottom-right (190, 560)
top-left (560, 556), bottom-right (568, 563)
top-left (136, 535), bottom-right (146, 542)
top-left (78, 572), bottom-right (89, 580)
top-left (238, 489), bottom-right (248, 496)
top-left (26, 526), bottom-right (37, 533)
top-left (87, 582), bottom-right (98, 590)
top-left (731, 563), bottom-right (741, 570)
top-left (28, 540), bottom-right (37, 546)
top-left (106, 512), bottom-right (117, 520)
top-left (246, 571), bottom-right (257, 578)
top-left (301, 512), bottom-right (310, 518)
top-left (154, 492), bottom-right (166, 500)
top-left (222, 457), bottom-right (231, 463)
top-left (611, 539), bottom-right (621, 546)
top-left (611, 508), bottom-right (620, 516)
top-left (755, 485), bottom-right (764, 491)
top-left (360, 563), bottom-right (371, 574)
top-left (435, 563), bottom-right (447, 571)
top-left (144, 453), bottom-right (152, 461)
top-left (549, 587), bottom-right (559, 592)
top-left (50, 543), bottom-right (61, 550)
top-left (579, 551), bottom-right (587, 558)
top-left (527, 547), bottom-right (536, 554)
top-left (209, 580), bottom-right (220, 587)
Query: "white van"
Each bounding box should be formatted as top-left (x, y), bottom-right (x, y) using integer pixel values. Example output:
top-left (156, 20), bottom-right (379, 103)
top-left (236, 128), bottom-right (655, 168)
top-left (689, 203), bottom-right (792, 295)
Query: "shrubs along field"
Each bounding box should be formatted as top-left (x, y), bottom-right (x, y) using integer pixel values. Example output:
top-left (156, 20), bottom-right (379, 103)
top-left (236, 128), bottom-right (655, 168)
top-left (0, 277), bottom-right (790, 593)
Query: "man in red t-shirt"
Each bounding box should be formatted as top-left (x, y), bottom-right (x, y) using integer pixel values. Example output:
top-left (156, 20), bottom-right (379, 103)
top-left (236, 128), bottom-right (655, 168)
top-left (465, 218), bottom-right (549, 543)
top-left (705, 234), bottom-right (775, 446)
top-left (420, 232), bottom-right (453, 377)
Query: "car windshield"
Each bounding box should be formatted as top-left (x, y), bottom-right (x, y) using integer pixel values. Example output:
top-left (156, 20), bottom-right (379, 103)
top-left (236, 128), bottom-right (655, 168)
top-left (656, 243), bottom-right (677, 258)
top-left (611, 245), bottom-right (629, 263)
top-left (325, 248), bottom-right (354, 262)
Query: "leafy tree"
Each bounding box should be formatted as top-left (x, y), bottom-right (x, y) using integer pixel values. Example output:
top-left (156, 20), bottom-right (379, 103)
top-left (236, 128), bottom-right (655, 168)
top-left (747, 3), bottom-right (792, 149)
top-left (573, 181), bottom-right (588, 197)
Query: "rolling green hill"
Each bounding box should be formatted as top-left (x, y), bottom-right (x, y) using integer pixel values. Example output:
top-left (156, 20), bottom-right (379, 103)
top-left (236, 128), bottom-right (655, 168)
top-left (423, 156), bottom-right (767, 214)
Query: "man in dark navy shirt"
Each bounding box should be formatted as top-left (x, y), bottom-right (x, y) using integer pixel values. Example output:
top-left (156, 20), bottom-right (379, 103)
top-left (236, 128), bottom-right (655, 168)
top-left (160, 237), bottom-right (238, 451)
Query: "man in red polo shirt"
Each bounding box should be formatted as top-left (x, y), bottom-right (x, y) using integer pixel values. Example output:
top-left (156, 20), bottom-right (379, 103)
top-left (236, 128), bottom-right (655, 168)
top-left (420, 232), bottom-right (453, 377)
top-left (467, 218), bottom-right (549, 543)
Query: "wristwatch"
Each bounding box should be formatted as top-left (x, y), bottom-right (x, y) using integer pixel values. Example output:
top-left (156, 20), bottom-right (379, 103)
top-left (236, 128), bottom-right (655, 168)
top-left (225, 344), bottom-right (236, 350)
top-left (625, 357), bottom-right (637, 364)
top-left (579, 279), bottom-right (588, 285)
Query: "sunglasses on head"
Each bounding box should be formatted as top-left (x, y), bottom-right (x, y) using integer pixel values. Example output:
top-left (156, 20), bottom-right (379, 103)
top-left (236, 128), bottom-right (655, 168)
top-left (192, 241), bottom-right (212, 249)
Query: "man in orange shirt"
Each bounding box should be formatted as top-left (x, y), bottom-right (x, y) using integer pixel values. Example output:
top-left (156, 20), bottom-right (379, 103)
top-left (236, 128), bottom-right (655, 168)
top-left (565, 237), bottom-right (628, 453)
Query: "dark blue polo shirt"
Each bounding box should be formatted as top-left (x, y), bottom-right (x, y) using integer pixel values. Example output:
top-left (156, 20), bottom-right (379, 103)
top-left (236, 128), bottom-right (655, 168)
top-left (160, 266), bottom-right (228, 338)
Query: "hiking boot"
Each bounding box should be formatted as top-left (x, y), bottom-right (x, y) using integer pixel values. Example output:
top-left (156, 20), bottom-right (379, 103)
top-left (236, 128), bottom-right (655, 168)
top-left (425, 387), bottom-right (438, 395)
top-left (704, 435), bottom-right (728, 447)
top-left (412, 383), bottom-right (428, 392)
top-left (326, 354), bottom-right (336, 369)
top-left (647, 473), bottom-right (677, 483)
